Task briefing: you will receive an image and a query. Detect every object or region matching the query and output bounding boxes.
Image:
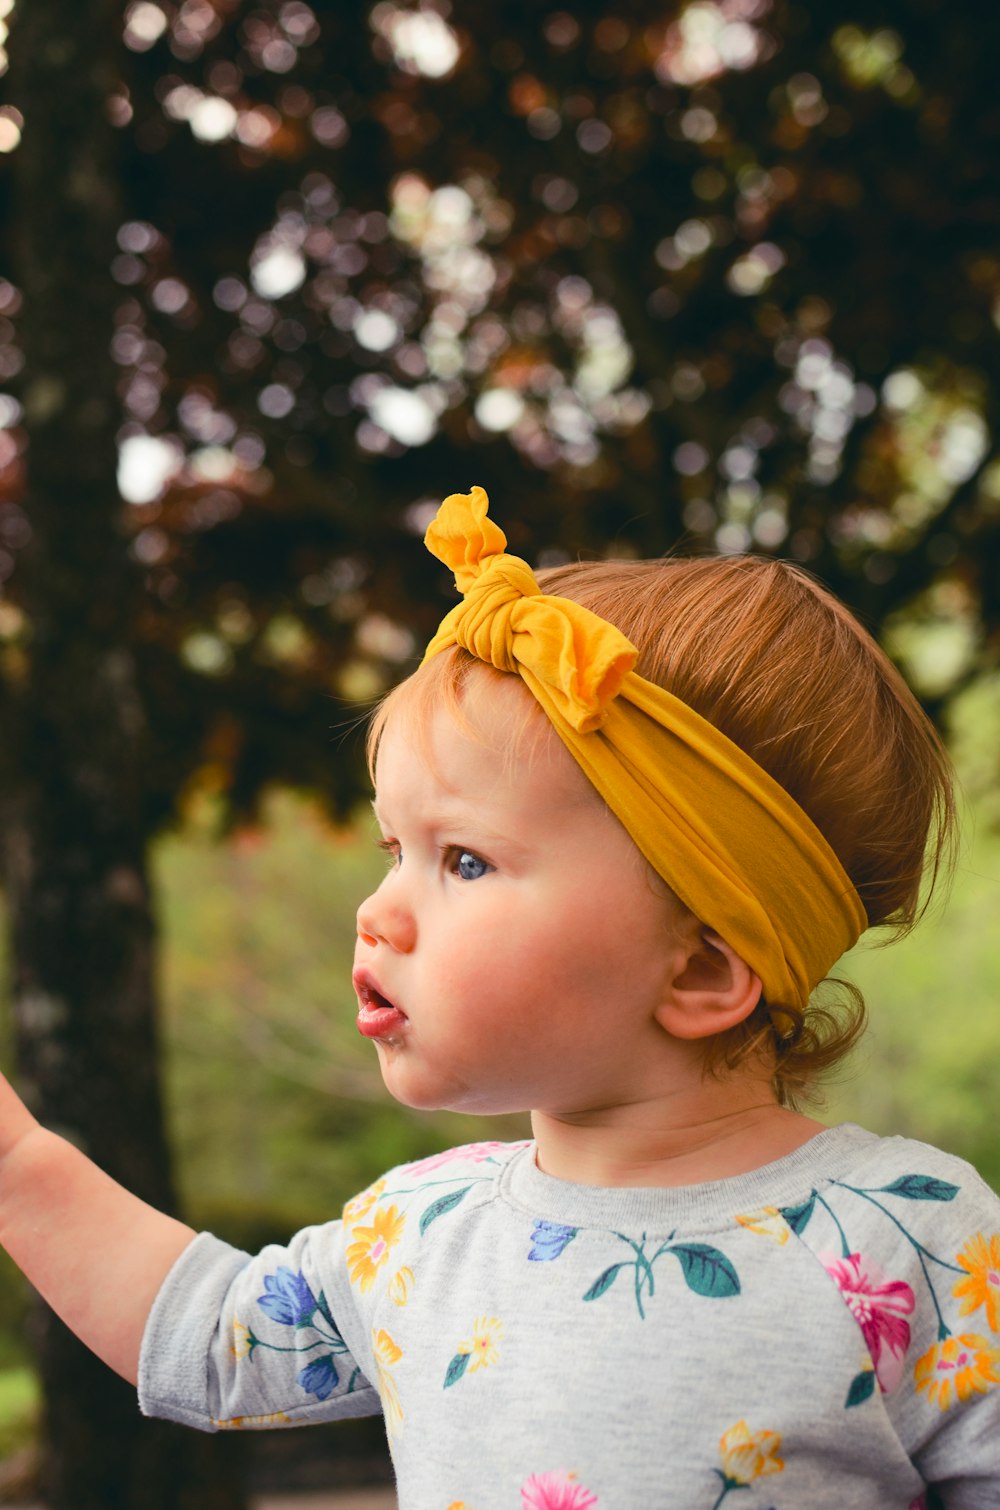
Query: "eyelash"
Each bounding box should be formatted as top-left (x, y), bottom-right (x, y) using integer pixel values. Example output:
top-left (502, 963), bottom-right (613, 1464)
top-left (376, 838), bottom-right (399, 867)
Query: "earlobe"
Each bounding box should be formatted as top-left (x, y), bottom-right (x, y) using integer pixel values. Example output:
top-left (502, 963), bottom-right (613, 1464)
top-left (654, 928), bottom-right (763, 1042)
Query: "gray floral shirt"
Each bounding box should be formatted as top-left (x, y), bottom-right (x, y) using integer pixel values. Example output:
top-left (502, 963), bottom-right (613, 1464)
top-left (139, 1124), bottom-right (1000, 1508)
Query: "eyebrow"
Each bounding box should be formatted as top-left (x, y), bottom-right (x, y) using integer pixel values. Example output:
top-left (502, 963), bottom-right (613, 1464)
top-left (369, 798), bottom-right (531, 858)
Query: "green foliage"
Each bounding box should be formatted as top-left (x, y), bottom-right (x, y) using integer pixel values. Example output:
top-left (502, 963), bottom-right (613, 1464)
top-left (828, 805), bottom-right (1000, 1191)
top-left (3, 0), bottom-right (999, 825)
top-left (0, 1365), bottom-right (38, 1459)
top-left (0, 1252), bottom-right (29, 1373)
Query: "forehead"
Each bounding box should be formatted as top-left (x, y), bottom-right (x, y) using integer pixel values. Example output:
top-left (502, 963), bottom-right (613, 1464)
top-left (371, 652), bottom-right (537, 771)
top-left (372, 662), bottom-right (600, 817)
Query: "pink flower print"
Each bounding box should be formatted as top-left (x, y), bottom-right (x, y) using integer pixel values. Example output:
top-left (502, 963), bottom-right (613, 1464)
top-left (406, 1141), bottom-right (530, 1177)
top-left (520, 1470), bottom-right (598, 1509)
top-left (908, 1497), bottom-right (927, 1510)
top-left (821, 1250), bottom-right (916, 1394)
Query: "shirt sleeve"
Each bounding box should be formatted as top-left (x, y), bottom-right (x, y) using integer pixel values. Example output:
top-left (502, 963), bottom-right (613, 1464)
top-left (138, 1221), bottom-right (381, 1432)
top-left (804, 1139), bottom-right (1000, 1507)
top-left (902, 1164), bottom-right (1000, 1508)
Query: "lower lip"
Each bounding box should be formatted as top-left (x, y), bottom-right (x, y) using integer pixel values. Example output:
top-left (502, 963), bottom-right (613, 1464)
top-left (357, 1004), bottom-right (408, 1040)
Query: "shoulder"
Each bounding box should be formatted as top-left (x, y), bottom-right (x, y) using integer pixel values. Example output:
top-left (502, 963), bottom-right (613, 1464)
top-left (796, 1128), bottom-right (1000, 1273)
top-left (342, 1139), bottom-right (532, 1226)
top-left (785, 1129), bottom-right (1000, 1407)
top-left (336, 1140), bottom-right (531, 1315)
top-left (830, 1131), bottom-right (1000, 1219)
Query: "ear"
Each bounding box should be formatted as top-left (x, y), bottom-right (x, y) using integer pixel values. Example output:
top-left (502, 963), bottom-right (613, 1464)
top-left (654, 927), bottom-right (763, 1042)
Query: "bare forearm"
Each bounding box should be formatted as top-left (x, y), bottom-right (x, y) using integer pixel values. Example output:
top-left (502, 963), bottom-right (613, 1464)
top-left (0, 1077), bottom-right (195, 1384)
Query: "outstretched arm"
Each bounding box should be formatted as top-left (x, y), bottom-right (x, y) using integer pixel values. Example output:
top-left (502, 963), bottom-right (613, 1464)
top-left (0, 1073), bottom-right (196, 1385)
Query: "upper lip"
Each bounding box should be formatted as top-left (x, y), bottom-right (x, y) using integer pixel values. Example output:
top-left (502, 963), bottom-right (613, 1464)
top-left (352, 968), bottom-right (401, 1013)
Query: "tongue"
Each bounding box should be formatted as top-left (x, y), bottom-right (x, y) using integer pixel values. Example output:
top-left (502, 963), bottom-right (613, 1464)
top-left (357, 1004), bottom-right (407, 1039)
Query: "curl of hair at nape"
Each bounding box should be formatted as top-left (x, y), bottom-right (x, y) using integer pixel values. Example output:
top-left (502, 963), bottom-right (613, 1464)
top-left (700, 978), bottom-right (868, 1111)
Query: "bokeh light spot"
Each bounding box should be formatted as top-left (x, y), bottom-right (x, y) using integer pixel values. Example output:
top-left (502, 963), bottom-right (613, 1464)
top-left (251, 246), bottom-right (307, 299)
top-left (475, 389), bottom-right (525, 432)
top-left (118, 434), bottom-right (180, 504)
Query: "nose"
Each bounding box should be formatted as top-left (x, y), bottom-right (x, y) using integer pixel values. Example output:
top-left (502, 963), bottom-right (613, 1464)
top-left (356, 876), bottom-right (417, 954)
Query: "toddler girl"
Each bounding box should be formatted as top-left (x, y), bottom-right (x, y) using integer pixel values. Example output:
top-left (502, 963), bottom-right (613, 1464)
top-left (1, 486), bottom-right (998, 1507)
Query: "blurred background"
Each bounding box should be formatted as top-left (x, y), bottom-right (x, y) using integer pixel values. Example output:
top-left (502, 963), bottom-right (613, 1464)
top-left (0, 0), bottom-right (997, 1505)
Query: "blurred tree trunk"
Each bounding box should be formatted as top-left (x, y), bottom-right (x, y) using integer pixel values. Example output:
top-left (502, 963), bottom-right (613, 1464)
top-left (0, 4), bottom-right (244, 1506)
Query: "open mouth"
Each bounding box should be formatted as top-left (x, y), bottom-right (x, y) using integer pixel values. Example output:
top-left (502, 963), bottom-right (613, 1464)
top-left (353, 969), bottom-right (408, 1040)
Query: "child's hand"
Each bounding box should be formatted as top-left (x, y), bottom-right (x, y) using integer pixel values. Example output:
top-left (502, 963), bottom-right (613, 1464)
top-left (0, 1071), bottom-right (195, 1385)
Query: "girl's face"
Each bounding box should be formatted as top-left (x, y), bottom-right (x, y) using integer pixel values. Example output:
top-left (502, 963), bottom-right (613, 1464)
top-left (353, 676), bottom-right (690, 1118)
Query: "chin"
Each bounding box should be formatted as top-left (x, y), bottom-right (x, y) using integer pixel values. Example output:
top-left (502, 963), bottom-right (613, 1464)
top-left (376, 1066), bottom-right (458, 1113)
top-left (379, 1067), bottom-right (517, 1118)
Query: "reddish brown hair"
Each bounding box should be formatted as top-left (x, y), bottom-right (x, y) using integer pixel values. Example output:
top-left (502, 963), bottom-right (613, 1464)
top-left (369, 554), bottom-right (956, 1105)
top-left (533, 555), bottom-right (956, 1103)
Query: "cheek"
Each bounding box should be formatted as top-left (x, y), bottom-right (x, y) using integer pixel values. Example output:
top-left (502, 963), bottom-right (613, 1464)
top-left (544, 899), bottom-right (672, 1001)
top-left (428, 930), bottom-right (546, 1034)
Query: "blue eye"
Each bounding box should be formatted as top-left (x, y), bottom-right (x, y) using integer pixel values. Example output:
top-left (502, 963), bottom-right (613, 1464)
top-left (455, 850), bottom-right (490, 881)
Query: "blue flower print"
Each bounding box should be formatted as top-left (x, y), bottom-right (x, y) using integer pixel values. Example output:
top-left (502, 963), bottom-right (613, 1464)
top-left (297, 1354), bottom-right (339, 1401)
top-left (241, 1271), bottom-right (364, 1409)
top-left (257, 1267), bottom-right (319, 1327)
top-left (528, 1220), bottom-right (578, 1262)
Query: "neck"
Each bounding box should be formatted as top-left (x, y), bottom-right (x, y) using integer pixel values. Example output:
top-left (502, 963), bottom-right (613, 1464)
top-left (530, 1080), bottom-right (826, 1188)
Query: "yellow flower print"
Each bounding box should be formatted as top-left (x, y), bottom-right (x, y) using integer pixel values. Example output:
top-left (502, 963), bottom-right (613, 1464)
top-left (372, 1327), bottom-right (404, 1439)
top-left (953, 1232), bottom-right (1000, 1333)
top-left (211, 1411), bottom-right (291, 1429)
top-left (459, 1315), bottom-right (503, 1373)
top-left (719, 1419), bottom-right (785, 1482)
top-left (373, 1328), bottom-right (404, 1368)
top-left (734, 1207), bottom-right (791, 1245)
top-left (230, 1319), bottom-right (254, 1359)
top-left (346, 1204), bottom-right (406, 1292)
top-left (389, 1265), bottom-right (415, 1307)
top-left (914, 1333), bottom-right (1000, 1411)
top-left (343, 1176), bottom-right (387, 1226)
top-left (444, 1316), bottom-right (504, 1388)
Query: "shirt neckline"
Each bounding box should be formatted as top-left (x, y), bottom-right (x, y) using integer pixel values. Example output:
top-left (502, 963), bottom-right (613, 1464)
top-left (498, 1122), bottom-right (877, 1234)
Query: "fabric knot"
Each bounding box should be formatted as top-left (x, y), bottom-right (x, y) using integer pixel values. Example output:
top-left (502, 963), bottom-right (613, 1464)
top-left (444, 553), bottom-right (541, 675)
top-left (423, 487), bottom-right (637, 733)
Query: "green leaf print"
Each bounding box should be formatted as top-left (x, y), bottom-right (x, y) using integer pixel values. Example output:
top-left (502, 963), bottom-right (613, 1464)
top-left (779, 1194), bottom-right (816, 1234)
top-left (876, 1174), bottom-right (959, 1202)
top-left (583, 1263), bottom-right (628, 1301)
top-left (845, 1369), bottom-right (876, 1408)
top-left (670, 1243), bottom-right (741, 1299)
top-left (420, 1186), bottom-right (472, 1233)
top-left (316, 1291), bottom-right (341, 1338)
top-left (580, 1232), bottom-right (741, 1317)
top-left (444, 1351), bottom-right (471, 1388)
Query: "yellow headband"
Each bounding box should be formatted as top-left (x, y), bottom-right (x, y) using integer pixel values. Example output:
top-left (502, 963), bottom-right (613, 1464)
top-left (421, 485), bottom-right (867, 1014)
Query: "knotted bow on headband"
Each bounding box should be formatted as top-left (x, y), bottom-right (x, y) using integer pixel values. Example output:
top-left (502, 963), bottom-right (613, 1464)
top-left (422, 485), bottom-right (868, 1014)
